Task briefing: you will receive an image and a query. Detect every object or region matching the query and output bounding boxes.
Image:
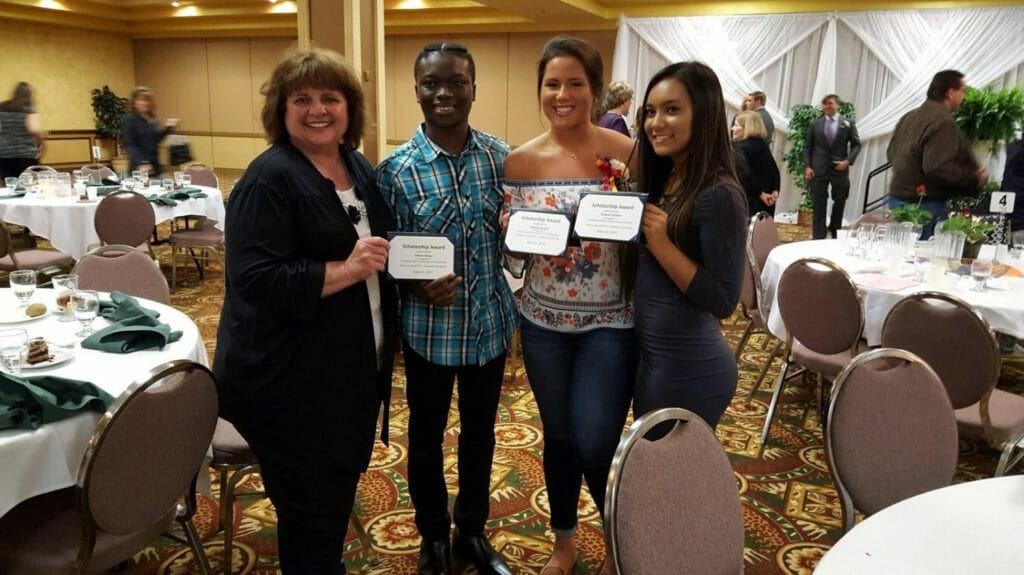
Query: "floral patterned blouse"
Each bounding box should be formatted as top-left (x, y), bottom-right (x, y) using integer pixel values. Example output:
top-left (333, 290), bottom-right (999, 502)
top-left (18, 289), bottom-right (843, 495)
top-left (503, 179), bottom-right (633, 332)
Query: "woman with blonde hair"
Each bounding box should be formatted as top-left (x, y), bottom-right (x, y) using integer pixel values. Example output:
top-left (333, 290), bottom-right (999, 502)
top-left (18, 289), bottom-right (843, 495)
top-left (122, 86), bottom-right (178, 176)
top-left (596, 80), bottom-right (634, 137)
top-left (732, 110), bottom-right (780, 215)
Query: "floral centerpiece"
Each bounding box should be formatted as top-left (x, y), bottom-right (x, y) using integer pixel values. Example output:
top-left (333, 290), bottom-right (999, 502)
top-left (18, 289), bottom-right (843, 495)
top-left (890, 184), bottom-right (934, 226)
top-left (940, 212), bottom-right (997, 258)
top-left (596, 156), bottom-right (629, 192)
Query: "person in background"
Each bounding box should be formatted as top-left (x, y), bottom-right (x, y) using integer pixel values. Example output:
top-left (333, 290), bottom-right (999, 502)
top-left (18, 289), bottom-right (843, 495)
top-left (1004, 138), bottom-right (1024, 247)
top-left (213, 47), bottom-right (398, 574)
top-left (503, 35), bottom-right (637, 575)
top-left (804, 94), bottom-right (861, 239)
top-left (749, 90), bottom-right (775, 145)
top-left (596, 80), bottom-right (634, 137)
top-left (122, 86), bottom-right (178, 177)
top-left (730, 94), bottom-right (754, 128)
top-left (376, 42), bottom-right (516, 575)
top-left (732, 110), bottom-right (780, 216)
top-left (633, 61), bottom-right (747, 431)
top-left (0, 82), bottom-right (45, 179)
top-left (887, 69), bottom-right (987, 239)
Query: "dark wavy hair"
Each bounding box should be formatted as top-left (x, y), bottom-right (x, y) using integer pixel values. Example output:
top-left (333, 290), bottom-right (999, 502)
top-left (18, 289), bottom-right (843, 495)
top-left (0, 82), bottom-right (34, 112)
top-left (260, 46), bottom-right (366, 150)
top-left (536, 36), bottom-right (604, 107)
top-left (635, 62), bottom-right (739, 253)
top-left (927, 69), bottom-right (965, 102)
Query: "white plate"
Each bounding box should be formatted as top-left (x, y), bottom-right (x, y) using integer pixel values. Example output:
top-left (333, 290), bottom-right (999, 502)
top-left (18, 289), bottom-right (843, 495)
top-left (21, 348), bottom-right (74, 371)
top-left (0, 307), bottom-right (49, 324)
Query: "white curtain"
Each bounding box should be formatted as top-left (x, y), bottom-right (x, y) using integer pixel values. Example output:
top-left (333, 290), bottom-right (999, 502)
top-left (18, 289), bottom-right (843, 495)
top-left (613, 7), bottom-right (1024, 220)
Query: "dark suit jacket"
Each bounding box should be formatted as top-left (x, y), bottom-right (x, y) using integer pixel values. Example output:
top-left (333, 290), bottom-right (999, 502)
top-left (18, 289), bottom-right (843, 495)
top-left (214, 140), bottom-right (399, 472)
top-left (804, 115), bottom-right (861, 176)
top-left (122, 112), bottom-right (172, 175)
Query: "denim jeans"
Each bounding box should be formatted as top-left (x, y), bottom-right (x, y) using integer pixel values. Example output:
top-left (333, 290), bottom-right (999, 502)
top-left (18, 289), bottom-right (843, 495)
top-left (519, 318), bottom-right (637, 535)
top-left (888, 195), bottom-right (948, 239)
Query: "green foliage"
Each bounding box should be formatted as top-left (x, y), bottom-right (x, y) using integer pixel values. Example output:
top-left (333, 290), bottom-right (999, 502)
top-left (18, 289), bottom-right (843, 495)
top-left (939, 213), bottom-right (997, 243)
top-left (955, 85), bottom-right (1024, 156)
top-left (90, 85), bottom-right (129, 149)
top-left (946, 179), bottom-right (1002, 213)
top-left (890, 202), bottom-right (933, 225)
top-left (783, 101), bottom-right (857, 207)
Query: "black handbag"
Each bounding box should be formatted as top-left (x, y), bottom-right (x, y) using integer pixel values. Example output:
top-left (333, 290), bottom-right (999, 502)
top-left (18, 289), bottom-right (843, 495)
top-left (169, 143), bottom-right (193, 165)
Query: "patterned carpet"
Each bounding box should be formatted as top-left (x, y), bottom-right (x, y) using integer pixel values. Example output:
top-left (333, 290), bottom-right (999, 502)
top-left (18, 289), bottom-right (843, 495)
top-left (118, 178), bottom-right (1021, 574)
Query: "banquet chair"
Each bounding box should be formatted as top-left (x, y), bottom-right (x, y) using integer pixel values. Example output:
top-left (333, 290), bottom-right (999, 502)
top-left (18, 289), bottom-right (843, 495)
top-left (825, 348), bottom-right (957, 533)
top-left (169, 224), bottom-right (224, 289)
top-left (757, 257), bottom-right (865, 457)
top-left (18, 164), bottom-right (57, 177)
top-left (604, 407), bottom-right (744, 574)
top-left (0, 219), bottom-right (74, 285)
top-left (880, 292), bottom-right (1024, 450)
top-left (211, 419), bottom-right (380, 574)
top-left (0, 360), bottom-right (217, 575)
top-left (93, 190), bottom-right (156, 257)
top-left (184, 163), bottom-right (219, 189)
top-left (735, 212), bottom-right (783, 398)
top-left (80, 163), bottom-right (116, 183)
top-left (73, 244), bottom-right (170, 304)
top-left (850, 209), bottom-right (894, 228)
top-left (995, 427), bottom-right (1024, 476)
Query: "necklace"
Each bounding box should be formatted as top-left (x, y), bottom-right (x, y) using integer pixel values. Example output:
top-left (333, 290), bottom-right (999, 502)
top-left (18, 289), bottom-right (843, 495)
top-left (568, 151), bottom-right (578, 160)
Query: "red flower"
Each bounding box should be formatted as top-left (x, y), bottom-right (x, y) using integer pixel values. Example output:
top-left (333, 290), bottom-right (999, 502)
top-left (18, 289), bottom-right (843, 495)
top-left (583, 242), bottom-right (602, 260)
top-left (544, 196), bottom-right (556, 208)
top-left (567, 288), bottom-right (578, 298)
top-left (915, 184), bottom-right (926, 197)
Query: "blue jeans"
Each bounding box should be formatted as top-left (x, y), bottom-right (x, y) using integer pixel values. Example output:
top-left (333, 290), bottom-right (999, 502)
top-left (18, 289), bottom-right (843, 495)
top-left (888, 196), bottom-right (948, 239)
top-left (519, 319), bottom-right (637, 536)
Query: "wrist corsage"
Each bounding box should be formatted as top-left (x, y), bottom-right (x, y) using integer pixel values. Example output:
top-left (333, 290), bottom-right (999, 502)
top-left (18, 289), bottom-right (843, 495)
top-left (596, 156), bottom-right (630, 192)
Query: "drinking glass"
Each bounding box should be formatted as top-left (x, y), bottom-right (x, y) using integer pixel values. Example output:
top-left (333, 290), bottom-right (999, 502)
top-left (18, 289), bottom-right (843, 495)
top-left (52, 273), bottom-right (79, 322)
top-left (856, 223), bottom-right (875, 258)
top-left (70, 290), bottom-right (100, 337)
top-left (181, 174), bottom-right (192, 188)
top-left (174, 171), bottom-right (185, 188)
top-left (9, 270), bottom-right (36, 308)
top-left (971, 259), bottom-right (993, 291)
top-left (0, 329), bottom-right (27, 374)
top-left (4, 176), bottom-right (17, 191)
top-left (162, 178), bottom-right (175, 192)
top-left (122, 177), bottom-right (136, 192)
top-left (72, 169), bottom-right (86, 185)
top-left (913, 242), bottom-right (933, 283)
top-left (131, 170), bottom-right (145, 187)
top-left (19, 174), bottom-right (34, 193)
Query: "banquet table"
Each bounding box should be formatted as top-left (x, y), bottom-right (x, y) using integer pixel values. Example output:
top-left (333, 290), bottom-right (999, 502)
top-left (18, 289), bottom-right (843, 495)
top-left (814, 475), bottom-right (1024, 574)
top-left (0, 185), bottom-right (225, 260)
top-left (761, 240), bottom-right (1024, 346)
top-left (0, 289), bottom-right (208, 518)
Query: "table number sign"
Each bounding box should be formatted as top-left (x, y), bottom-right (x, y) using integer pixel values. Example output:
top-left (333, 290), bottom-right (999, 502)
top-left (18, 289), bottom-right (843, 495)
top-left (990, 191), bottom-right (1016, 214)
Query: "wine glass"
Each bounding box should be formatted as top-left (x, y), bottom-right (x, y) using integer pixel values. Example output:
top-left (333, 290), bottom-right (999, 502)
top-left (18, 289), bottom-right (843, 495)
top-left (52, 273), bottom-right (79, 322)
top-left (0, 329), bottom-right (27, 375)
top-left (174, 171), bottom-right (185, 188)
top-left (9, 270), bottom-right (36, 308)
top-left (971, 259), bottom-right (993, 291)
top-left (180, 174), bottom-right (192, 188)
top-left (71, 290), bottom-right (100, 337)
top-left (855, 223), bottom-right (874, 258)
top-left (913, 242), bottom-right (933, 283)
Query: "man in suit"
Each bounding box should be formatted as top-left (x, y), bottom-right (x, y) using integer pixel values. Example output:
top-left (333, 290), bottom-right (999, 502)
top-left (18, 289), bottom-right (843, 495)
top-left (750, 90), bottom-right (774, 145)
top-left (804, 94), bottom-right (862, 239)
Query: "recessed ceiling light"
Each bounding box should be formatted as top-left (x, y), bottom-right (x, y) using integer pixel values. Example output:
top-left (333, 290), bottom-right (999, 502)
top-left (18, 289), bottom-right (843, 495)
top-left (171, 1), bottom-right (180, 6)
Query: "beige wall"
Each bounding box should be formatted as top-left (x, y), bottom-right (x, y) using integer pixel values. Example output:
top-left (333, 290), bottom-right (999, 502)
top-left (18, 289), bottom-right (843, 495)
top-left (133, 37), bottom-right (295, 170)
top-left (385, 31), bottom-right (616, 150)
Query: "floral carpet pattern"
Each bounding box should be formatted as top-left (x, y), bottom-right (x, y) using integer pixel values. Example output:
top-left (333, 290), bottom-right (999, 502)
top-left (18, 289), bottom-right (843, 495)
top-left (120, 189), bottom-right (1020, 574)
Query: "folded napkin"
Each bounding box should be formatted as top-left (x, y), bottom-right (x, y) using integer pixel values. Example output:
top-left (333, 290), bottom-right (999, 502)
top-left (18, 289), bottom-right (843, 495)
top-left (85, 291), bottom-right (180, 353)
top-left (0, 191), bottom-right (26, 200)
top-left (147, 188), bottom-right (208, 206)
top-left (100, 176), bottom-right (120, 186)
top-left (95, 185), bottom-right (120, 196)
top-left (0, 372), bottom-right (114, 431)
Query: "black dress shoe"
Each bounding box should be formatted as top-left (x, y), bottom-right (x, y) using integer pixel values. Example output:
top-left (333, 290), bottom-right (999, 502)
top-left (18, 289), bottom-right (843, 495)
top-left (418, 537), bottom-right (453, 575)
top-left (452, 529), bottom-right (513, 575)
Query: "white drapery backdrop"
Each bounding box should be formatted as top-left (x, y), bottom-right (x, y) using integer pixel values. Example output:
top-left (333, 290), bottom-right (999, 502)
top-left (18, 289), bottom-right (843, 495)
top-left (612, 7), bottom-right (1024, 220)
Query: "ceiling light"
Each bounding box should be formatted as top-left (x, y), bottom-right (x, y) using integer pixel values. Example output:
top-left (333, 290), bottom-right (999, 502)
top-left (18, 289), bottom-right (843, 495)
top-left (171, 1), bottom-right (180, 6)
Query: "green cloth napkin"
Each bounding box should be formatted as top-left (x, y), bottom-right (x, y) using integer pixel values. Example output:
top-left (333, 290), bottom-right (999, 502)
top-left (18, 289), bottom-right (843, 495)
top-left (147, 188), bottom-right (208, 207)
top-left (85, 291), bottom-right (181, 353)
top-left (95, 185), bottom-right (120, 196)
top-left (0, 372), bottom-right (114, 431)
top-left (100, 177), bottom-right (120, 186)
top-left (0, 191), bottom-right (26, 200)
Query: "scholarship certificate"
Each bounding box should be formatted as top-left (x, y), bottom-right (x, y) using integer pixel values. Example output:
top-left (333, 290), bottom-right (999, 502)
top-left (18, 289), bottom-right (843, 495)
top-left (504, 209), bottom-right (572, 256)
top-left (573, 192), bottom-right (647, 242)
top-left (387, 232), bottom-right (455, 280)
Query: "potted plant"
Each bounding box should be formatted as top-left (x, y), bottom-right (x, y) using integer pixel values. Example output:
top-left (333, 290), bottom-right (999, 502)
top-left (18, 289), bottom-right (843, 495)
top-left (90, 85), bottom-right (129, 170)
top-left (939, 213), bottom-right (997, 259)
top-left (890, 184), bottom-right (933, 237)
top-left (946, 179), bottom-right (1002, 214)
top-left (783, 100), bottom-right (857, 226)
top-left (955, 85), bottom-right (1024, 156)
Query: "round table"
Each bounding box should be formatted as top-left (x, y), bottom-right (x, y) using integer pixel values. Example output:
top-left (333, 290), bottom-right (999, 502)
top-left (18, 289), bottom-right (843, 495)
top-left (815, 475), bottom-right (1024, 574)
top-left (0, 289), bottom-right (208, 518)
top-left (761, 240), bottom-right (1024, 346)
top-left (0, 185), bottom-right (225, 259)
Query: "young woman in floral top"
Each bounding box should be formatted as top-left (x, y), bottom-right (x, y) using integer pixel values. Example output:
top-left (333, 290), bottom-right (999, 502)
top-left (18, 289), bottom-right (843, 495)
top-left (502, 35), bottom-right (636, 575)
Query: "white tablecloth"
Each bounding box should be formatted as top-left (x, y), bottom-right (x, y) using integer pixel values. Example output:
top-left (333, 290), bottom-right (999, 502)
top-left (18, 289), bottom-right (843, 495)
top-left (0, 185), bottom-right (225, 259)
top-left (762, 240), bottom-right (1024, 346)
top-left (814, 476), bottom-right (1024, 574)
top-left (0, 289), bottom-right (208, 518)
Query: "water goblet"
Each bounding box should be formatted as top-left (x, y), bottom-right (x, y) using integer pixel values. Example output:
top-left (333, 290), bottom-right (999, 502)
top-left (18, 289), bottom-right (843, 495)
top-left (913, 242), bottom-right (933, 283)
top-left (181, 174), bottom-right (192, 188)
top-left (18, 174), bottom-right (34, 194)
top-left (0, 329), bottom-right (28, 374)
top-left (162, 178), bottom-right (175, 192)
top-left (52, 273), bottom-right (79, 322)
top-left (4, 176), bottom-right (19, 192)
top-left (971, 259), bottom-right (993, 291)
top-left (9, 270), bottom-right (36, 308)
top-left (173, 171), bottom-right (185, 188)
top-left (70, 290), bottom-right (100, 337)
top-left (855, 223), bottom-right (875, 258)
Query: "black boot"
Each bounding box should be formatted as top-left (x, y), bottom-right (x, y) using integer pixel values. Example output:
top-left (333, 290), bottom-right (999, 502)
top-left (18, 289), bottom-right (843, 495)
top-left (452, 528), bottom-right (513, 575)
top-left (418, 537), bottom-right (452, 575)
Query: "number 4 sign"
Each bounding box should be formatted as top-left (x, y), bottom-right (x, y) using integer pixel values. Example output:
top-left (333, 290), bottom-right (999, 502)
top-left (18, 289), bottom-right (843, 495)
top-left (990, 191), bottom-right (1016, 214)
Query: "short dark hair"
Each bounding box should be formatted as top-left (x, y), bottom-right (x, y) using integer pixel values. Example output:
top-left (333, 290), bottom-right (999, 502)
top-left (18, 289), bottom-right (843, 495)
top-left (750, 91), bottom-right (766, 105)
top-left (822, 94), bottom-right (841, 105)
top-left (927, 70), bottom-right (965, 102)
top-left (414, 42), bottom-right (476, 82)
top-left (260, 47), bottom-right (366, 150)
top-left (537, 35), bottom-right (604, 105)
top-left (0, 82), bottom-right (33, 111)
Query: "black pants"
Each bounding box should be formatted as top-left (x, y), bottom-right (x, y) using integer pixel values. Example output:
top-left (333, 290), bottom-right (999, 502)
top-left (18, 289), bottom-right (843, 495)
top-left (403, 340), bottom-right (507, 541)
top-left (234, 411), bottom-right (360, 574)
top-left (0, 157), bottom-right (35, 180)
top-left (811, 172), bottom-right (850, 240)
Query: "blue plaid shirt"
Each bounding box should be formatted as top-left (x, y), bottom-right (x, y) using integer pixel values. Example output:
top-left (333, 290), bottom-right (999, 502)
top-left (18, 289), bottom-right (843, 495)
top-left (376, 125), bottom-right (517, 367)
